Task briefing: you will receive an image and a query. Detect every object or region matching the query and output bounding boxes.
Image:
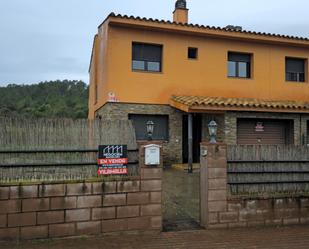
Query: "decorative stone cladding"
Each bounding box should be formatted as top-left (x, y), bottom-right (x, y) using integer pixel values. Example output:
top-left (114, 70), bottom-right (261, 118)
top-left (200, 143), bottom-right (309, 229)
top-left (96, 103), bottom-right (309, 165)
top-left (0, 142), bottom-right (162, 240)
top-left (96, 103), bottom-right (183, 166)
top-left (301, 115), bottom-right (309, 144)
top-left (225, 112), bottom-right (309, 145)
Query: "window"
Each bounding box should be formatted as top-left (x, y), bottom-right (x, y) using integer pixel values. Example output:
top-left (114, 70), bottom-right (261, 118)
top-left (129, 114), bottom-right (169, 140)
top-left (286, 57), bottom-right (306, 82)
top-left (188, 47), bottom-right (198, 59)
top-left (228, 52), bottom-right (251, 78)
top-left (132, 43), bottom-right (162, 72)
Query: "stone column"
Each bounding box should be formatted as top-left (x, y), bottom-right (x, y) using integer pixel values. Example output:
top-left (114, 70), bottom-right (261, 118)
top-left (200, 142), bottom-right (228, 229)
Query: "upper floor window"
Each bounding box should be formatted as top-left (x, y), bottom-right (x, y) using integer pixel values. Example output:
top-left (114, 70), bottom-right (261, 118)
top-left (286, 57), bottom-right (306, 82)
top-left (188, 47), bottom-right (198, 59)
top-left (132, 43), bottom-right (162, 72)
top-left (228, 52), bottom-right (251, 78)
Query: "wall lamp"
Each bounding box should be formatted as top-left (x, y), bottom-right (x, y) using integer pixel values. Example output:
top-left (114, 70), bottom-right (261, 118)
top-left (146, 121), bottom-right (154, 141)
top-left (208, 120), bottom-right (218, 144)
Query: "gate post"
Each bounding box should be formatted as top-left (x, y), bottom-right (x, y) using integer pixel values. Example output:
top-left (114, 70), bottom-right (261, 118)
top-left (138, 141), bottom-right (163, 231)
top-left (200, 142), bottom-right (228, 228)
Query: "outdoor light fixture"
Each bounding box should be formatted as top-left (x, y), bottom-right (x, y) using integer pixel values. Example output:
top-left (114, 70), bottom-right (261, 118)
top-left (146, 121), bottom-right (154, 141)
top-left (208, 120), bottom-right (218, 143)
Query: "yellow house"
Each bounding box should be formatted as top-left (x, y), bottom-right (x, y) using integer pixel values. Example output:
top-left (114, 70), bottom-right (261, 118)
top-left (88, 0), bottom-right (309, 166)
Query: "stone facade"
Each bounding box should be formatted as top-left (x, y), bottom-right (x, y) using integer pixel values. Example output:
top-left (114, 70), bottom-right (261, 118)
top-left (200, 143), bottom-right (309, 229)
top-left (96, 103), bottom-right (184, 166)
top-left (0, 142), bottom-right (163, 240)
top-left (96, 103), bottom-right (309, 165)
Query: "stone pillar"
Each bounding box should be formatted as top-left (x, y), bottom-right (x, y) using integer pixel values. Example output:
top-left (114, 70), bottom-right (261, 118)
top-left (138, 141), bottom-right (163, 231)
top-left (200, 142), bottom-right (228, 229)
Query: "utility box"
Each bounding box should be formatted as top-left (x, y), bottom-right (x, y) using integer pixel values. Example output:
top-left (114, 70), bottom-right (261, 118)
top-left (144, 144), bottom-right (161, 166)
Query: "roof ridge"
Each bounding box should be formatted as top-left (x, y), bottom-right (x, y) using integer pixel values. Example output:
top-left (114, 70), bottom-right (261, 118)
top-left (105, 13), bottom-right (309, 42)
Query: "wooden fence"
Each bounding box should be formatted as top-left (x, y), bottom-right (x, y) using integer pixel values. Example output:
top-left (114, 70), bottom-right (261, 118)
top-left (0, 118), bottom-right (138, 182)
top-left (227, 145), bottom-right (309, 195)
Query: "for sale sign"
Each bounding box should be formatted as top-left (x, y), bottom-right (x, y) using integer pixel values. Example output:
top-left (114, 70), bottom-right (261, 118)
top-left (98, 145), bottom-right (128, 175)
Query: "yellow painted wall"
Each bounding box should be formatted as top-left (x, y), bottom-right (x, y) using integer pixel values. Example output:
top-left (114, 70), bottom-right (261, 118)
top-left (88, 21), bottom-right (309, 119)
top-left (88, 22), bottom-right (111, 119)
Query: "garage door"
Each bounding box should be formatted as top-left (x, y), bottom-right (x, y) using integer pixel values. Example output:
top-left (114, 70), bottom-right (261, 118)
top-left (237, 119), bottom-right (293, 145)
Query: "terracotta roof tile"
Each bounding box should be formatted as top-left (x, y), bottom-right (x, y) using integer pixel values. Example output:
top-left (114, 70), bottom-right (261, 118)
top-left (171, 95), bottom-right (309, 112)
top-left (103, 13), bottom-right (309, 42)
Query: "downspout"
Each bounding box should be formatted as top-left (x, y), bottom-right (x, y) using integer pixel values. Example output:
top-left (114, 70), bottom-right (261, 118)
top-left (188, 113), bottom-right (193, 173)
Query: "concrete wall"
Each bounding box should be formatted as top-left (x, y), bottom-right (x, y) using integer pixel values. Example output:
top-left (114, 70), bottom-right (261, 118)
top-left (200, 143), bottom-right (309, 229)
top-left (0, 142), bottom-right (163, 240)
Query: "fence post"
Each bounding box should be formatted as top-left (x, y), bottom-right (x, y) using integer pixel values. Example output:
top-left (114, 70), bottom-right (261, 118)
top-left (200, 142), bottom-right (228, 229)
top-left (138, 141), bottom-right (163, 231)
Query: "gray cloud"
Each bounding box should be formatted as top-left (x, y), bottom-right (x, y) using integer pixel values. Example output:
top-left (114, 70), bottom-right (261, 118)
top-left (0, 0), bottom-right (308, 86)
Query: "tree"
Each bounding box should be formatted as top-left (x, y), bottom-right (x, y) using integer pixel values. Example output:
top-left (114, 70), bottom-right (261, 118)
top-left (0, 80), bottom-right (89, 119)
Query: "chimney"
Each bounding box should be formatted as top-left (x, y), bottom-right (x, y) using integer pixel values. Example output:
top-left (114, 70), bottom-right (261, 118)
top-left (173, 0), bottom-right (188, 24)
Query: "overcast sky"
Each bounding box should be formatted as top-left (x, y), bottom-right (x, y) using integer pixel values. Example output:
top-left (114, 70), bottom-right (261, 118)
top-left (0, 0), bottom-right (308, 86)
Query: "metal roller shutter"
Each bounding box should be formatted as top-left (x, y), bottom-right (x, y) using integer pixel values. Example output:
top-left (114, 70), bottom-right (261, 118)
top-left (237, 119), bottom-right (293, 145)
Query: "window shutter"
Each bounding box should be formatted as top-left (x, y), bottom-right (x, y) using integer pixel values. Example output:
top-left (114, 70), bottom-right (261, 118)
top-left (228, 52), bottom-right (251, 62)
top-left (129, 114), bottom-right (168, 140)
top-left (132, 43), bottom-right (162, 62)
top-left (132, 44), bottom-right (144, 61)
top-left (286, 58), bottom-right (305, 73)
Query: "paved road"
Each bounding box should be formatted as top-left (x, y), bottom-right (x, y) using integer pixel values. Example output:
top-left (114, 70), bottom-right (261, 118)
top-left (2, 225), bottom-right (309, 249)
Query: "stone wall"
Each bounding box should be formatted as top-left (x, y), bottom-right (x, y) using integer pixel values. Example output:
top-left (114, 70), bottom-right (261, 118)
top-left (200, 143), bottom-right (309, 229)
top-left (217, 196), bottom-right (309, 228)
top-left (0, 143), bottom-right (162, 240)
top-left (96, 103), bottom-right (183, 166)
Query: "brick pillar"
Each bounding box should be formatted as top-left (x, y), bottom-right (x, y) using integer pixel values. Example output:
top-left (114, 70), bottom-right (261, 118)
top-left (200, 142), bottom-right (228, 229)
top-left (138, 141), bottom-right (163, 231)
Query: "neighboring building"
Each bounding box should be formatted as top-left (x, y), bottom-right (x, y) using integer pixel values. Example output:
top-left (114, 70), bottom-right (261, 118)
top-left (88, 0), bottom-right (309, 166)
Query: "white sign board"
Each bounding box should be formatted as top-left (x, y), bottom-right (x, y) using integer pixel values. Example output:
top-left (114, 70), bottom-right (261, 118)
top-left (144, 144), bottom-right (161, 166)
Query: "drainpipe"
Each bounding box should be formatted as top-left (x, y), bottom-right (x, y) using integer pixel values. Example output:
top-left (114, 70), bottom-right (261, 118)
top-left (188, 113), bottom-right (193, 173)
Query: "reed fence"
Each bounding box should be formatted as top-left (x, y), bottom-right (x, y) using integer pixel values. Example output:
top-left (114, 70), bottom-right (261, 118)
top-left (227, 145), bottom-right (309, 194)
top-left (0, 118), bottom-right (138, 182)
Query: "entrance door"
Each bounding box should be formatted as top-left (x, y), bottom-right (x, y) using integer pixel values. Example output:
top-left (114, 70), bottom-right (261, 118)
top-left (182, 114), bottom-right (202, 163)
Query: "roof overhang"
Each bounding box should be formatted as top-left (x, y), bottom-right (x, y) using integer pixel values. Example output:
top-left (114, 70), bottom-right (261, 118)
top-left (170, 95), bottom-right (309, 114)
top-left (103, 13), bottom-right (309, 48)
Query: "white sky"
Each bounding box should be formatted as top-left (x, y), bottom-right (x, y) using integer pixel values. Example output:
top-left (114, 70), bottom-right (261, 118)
top-left (0, 0), bottom-right (308, 86)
